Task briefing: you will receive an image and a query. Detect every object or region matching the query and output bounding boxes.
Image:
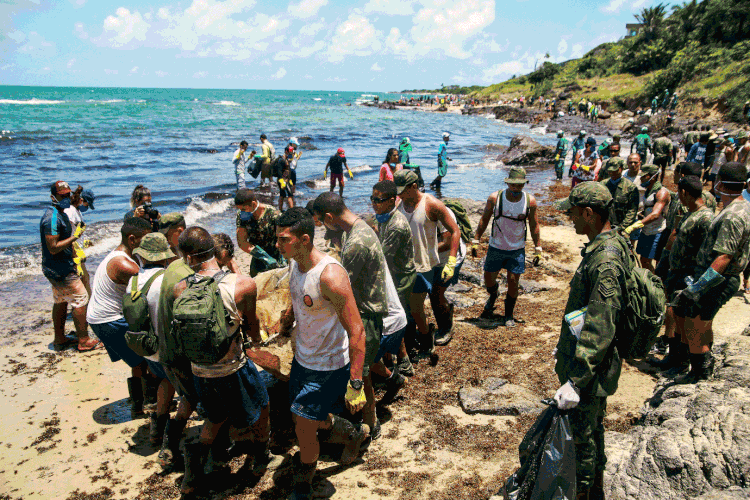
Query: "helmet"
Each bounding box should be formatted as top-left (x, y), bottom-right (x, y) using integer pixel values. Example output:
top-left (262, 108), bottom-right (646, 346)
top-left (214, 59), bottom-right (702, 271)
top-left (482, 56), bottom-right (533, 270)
top-left (641, 126), bottom-right (648, 133)
top-left (579, 130), bottom-right (586, 136)
top-left (442, 132), bottom-right (450, 139)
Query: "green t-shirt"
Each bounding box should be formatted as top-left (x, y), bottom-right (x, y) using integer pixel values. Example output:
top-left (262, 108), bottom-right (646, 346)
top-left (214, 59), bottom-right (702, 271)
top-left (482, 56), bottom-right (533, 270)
top-left (669, 206), bottom-right (714, 274)
top-left (653, 137), bottom-right (673, 159)
top-left (695, 198), bottom-right (750, 276)
top-left (378, 210), bottom-right (417, 311)
top-left (156, 258), bottom-right (194, 366)
top-left (341, 219), bottom-right (388, 316)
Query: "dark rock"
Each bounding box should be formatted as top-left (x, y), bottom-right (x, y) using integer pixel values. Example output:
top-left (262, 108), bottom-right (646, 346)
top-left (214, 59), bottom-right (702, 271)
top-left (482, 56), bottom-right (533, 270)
top-left (458, 269), bottom-right (483, 286)
top-left (497, 135), bottom-right (556, 166)
top-left (458, 377), bottom-right (545, 416)
top-left (599, 110), bottom-right (612, 119)
top-left (444, 292), bottom-right (476, 309)
top-left (564, 83), bottom-right (582, 93)
top-left (483, 143), bottom-right (508, 152)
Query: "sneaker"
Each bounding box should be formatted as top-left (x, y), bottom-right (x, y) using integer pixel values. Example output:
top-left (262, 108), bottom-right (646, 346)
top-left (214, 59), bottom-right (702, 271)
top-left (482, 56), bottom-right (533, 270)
top-left (504, 317), bottom-right (516, 328)
top-left (397, 357), bottom-right (414, 377)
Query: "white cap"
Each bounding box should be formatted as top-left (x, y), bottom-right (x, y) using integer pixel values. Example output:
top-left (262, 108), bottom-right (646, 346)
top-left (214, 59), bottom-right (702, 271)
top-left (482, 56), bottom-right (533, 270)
top-left (579, 130), bottom-right (586, 135)
top-left (442, 132), bottom-right (450, 138)
top-left (290, 137), bottom-right (299, 145)
top-left (557, 130), bottom-right (563, 136)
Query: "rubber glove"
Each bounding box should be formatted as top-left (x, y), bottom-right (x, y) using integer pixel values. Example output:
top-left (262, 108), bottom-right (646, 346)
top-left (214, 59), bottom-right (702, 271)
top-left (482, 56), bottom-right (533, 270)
top-left (279, 179), bottom-right (287, 189)
top-left (624, 221), bottom-right (644, 235)
top-left (554, 380), bottom-right (580, 410)
top-left (347, 167), bottom-right (354, 179)
top-left (555, 154), bottom-right (560, 161)
top-left (73, 224), bottom-right (85, 239)
top-left (470, 239), bottom-right (479, 258)
top-left (441, 256), bottom-right (457, 281)
top-left (345, 381), bottom-right (367, 412)
top-left (678, 267), bottom-right (725, 305)
top-left (533, 246), bottom-right (543, 266)
top-left (249, 246), bottom-right (279, 268)
top-left (82, 239), bottom-right (93, 248)
top-left (324, 170), bottom-right (328, 180)
top-left (581, 164), bottom-right (591, 172)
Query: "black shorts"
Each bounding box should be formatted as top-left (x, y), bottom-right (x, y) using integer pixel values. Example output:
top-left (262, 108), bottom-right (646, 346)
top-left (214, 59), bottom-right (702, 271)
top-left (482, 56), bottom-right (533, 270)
top-left (674, 273), bottom-right (740, 321)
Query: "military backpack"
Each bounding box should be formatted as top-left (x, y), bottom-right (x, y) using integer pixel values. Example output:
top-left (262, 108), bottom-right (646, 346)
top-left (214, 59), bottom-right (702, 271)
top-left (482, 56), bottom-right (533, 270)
top-left (171, 271), bottom-right (234, 365)
top-left (442, 199), bottom-right (474, 244)
top-left (122, 270), bottom-right (165, 357)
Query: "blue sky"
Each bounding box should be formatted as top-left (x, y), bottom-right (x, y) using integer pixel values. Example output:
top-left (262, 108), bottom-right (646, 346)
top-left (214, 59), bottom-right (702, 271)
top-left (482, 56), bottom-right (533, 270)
top-left (1, 0), bottom-right (675, 91)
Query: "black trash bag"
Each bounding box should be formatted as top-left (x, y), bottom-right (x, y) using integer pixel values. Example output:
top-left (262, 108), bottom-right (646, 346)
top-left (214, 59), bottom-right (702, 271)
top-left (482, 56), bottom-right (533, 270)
top-left (248, 157), bottom-right (263, 178)
top-left (502, 400), bottom-right (576, 500)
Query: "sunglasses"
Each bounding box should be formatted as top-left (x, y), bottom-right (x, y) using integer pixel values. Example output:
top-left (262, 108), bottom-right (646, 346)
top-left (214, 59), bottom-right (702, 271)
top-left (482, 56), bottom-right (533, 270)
top-left (370, 196), bottom-right (393, 204)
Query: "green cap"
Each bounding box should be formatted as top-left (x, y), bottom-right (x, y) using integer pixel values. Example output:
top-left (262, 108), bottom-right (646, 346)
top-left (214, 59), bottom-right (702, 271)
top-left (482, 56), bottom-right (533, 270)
top-left (158, 212), bottom-right (185, 235)
top-left (133, 232), bottom-right (176, 262)
top-left (737, 130), bottom-right (749, 140)
top-left (394, 170), bottom-right (419, 194)
top-left (641, 164), bottom-right (660, 176)
top-left (606, 157), bottom-right (625, 172)
top-left (505, 166), bottom-right (528, 185)
top-left (555, 182), bottom-right (613, 212)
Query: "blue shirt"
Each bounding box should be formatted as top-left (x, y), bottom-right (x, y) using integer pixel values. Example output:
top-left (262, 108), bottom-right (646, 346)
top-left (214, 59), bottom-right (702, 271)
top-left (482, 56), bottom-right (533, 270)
top-left (40, 205), bottom-right (76, 281)
top-left (687, 142), bottom-right (706, 164)
top-left (438, 142), bottom-right (448, 165)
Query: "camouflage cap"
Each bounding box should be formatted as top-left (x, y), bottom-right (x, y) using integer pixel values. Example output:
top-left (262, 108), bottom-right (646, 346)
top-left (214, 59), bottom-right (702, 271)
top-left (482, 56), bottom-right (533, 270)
top-left (555, 181), bottom-right (613, 212)
top-left (158, 212), bottom-right (185, 234)
top-left (641, 164), bottom-right (660, 176)
top-left (605, 157), bottom-right (625, 172)
top-left (737, 130), bottom-right (749, 140)
top-left (394, 169), bottom-right (419, 194)
top-left (505, 166), bottom-right (528, 185)
top-left (133, 232), bottom-right (176, 262)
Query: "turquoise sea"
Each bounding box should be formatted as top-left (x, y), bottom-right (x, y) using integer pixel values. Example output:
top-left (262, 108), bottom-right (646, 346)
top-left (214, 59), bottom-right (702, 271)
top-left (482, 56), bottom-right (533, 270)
top-left (0, 86), bottom-right (559, 285)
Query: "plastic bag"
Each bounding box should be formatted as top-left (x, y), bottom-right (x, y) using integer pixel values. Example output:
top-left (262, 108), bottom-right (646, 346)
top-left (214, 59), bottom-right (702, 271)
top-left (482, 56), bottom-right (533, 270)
top-left (503, 400), bottom-right (576, 500)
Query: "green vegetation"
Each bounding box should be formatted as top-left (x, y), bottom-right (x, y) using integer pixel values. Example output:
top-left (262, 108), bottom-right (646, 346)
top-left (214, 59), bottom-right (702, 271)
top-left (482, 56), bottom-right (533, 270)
top-left (472, 0), bottom-right (750, 122)
top-left (400, 84), bottom-right (485, 95)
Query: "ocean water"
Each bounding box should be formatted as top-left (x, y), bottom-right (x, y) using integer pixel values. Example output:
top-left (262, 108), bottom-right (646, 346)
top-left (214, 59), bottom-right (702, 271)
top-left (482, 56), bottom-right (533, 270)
top-left (0, 86), bottom-right (560, 284)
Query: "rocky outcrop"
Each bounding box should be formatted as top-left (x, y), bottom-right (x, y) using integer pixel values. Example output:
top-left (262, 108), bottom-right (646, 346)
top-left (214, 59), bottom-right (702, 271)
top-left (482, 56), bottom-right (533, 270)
top-left (458, 377), bottom-right (546, 416)
top-left (604, 338), bottom-right (750, 499)
top-left (497, 135), bottom-right (556, 166)
top-left (463, 105), bottom-right (548, 124)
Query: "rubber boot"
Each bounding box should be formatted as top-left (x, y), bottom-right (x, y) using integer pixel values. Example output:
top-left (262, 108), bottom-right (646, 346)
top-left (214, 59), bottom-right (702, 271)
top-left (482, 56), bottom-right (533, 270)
top-left (504, 297), bottom-right (518, 327)
top-left (149, 413), bottom-right (169, 446)
top-left (206, 425), bottom-right (231, 473)
top-left (181, 442), bottom-right (209, 496)
top-left (250, 440), bottom-right (285, 475)
top-left (328, 415), bottom-right (370, 465)
top-left (142, 376), bottom-right (159, 409)
top-left (291, 455), bottom-right (317, 500)
top-left (589, 470), bottom-right (605, 500)
top-left (481, 284), bottom-right (499, 319)
top-left (127, 377), bottom-right (145, 419)
top-left (576, 488), bottom-right (590, 500)
top-left (678, 352), bottom-right (713, 384)
top-left (651, 338), bottom-right (689, 371)
top-left (434, 303), bottom-right (454, 346)
top-left (159, 418), bottom-right (187, 470)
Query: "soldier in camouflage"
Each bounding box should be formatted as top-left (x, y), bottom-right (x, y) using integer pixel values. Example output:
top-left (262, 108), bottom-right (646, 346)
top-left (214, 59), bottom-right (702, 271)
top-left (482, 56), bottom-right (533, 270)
top-left (652, 132), bottom-right (674, 182)
top-left (554, 130), bottom-right (570, 180)
top-left (673, 162), bottom-right (750, 383)
top-left (600, 157), bottom-right (639, 228)
top-left (555, 182), bottom-right (631, 500)
top-left (234, 189), bottom-right (283, 277)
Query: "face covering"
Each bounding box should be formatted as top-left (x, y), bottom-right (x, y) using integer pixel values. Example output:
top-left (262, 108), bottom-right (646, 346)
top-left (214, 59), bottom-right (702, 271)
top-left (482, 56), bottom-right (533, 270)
top-left (80, 205), bottom-right (89, 213)
top-left (640, 178), bottom-right (651, 188)
top-left (389, 163), bottom-right (396, 168)
top-left (239, 210), bottom-right (254, 222)
top-left (56, 196), bottom-right (71, 209)
top-left (375, 212), bottom-right (392, 224)
top-left (714, 182), bottom-right (741, 199)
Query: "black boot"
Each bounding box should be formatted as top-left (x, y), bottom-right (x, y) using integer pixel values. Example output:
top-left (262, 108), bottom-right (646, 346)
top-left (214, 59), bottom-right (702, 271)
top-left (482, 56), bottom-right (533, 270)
top-left (149, 413), bottom-right (169, 446)
top-left (480, 284), bottom-right (499, 319)
top-left (651, 338), bottom-right (689, 371)
top-left (589, 470), bottom-right (605, 500)
top-left (434, 303), bottom-right (454, 346)
top-left (158, 418), bottom-right (187, 470)
top-left (126, 377), bottom-right (145, 419)
top-left (678, 352), bottom-right (713, 384)
top-left (504, 297), bottom-right (520, 327)
top-left (181, 442), bottom-right (209, 496)
top-left (141, 376), bottom-right (159, 409)
top-left (291, 454), bottom-right (317, 500)
top-left (328, 415), bottom-right (370, 465)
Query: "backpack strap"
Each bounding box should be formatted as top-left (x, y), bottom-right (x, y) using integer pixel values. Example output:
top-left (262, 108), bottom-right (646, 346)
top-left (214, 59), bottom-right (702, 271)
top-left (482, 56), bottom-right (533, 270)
top-left (130, 269), bottom-right (166, 301)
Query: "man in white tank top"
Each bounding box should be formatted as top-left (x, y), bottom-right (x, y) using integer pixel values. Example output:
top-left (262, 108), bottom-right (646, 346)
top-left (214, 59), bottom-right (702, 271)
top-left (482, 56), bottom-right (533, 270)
top-left (87, 217), bottom-right (154, 417)
top-left (275, 208), bottom-right (369, 500)
top-left (474, 167), bottom-right (542, 327)
top-left (394, 170), bottom-right (461, 356)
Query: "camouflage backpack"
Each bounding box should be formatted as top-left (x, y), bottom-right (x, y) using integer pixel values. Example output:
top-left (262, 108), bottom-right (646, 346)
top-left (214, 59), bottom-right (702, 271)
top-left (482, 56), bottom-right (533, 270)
top-left (171, 271), bottom-right (233, 365)
top-left (122, 270), bottom-right (165, 357)
top-left (442, 199), bottom-right (473, 244)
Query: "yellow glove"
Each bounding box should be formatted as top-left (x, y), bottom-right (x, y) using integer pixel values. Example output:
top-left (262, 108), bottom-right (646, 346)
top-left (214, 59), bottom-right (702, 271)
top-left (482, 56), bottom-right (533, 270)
top-left (345, 381), bottom-right (367, 412)
top-left (324, 170), bottom-right (328, 180)
top-left (72, 242), bottom-right (86, 276)
top-left (279, 179), bottom-right (287, 189)
top-left (533, 246), bottom-right (543, 266)
top-left (624, 221), bottom-right (644, 235)
top-left (555, 154), bottom-right (560, 161)
top-left (581, 164), bottom-right (591, 172)
top-left (441, 256), bottom-right (457, 281)
top-left (82, 239), bottom-right (93, 248)
top-left (73, 224), bottom-right (85, 239)
top-left (347, 168), bottom-right (354, 179)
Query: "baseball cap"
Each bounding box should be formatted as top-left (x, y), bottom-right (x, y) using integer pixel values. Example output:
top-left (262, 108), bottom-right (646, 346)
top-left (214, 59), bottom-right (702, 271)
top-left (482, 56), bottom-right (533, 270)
top-left (394, 170), bottom-right (418, 194)
top-left (641, 164), bottom-right (660, 176)
top-left (557, 130), bottom-right (563, 137)
top-left (158, 212), bottom-right (185, 235)
top-left (81, 189), bottom-right (95, 209)
top-left (579, 130), bottom-right (586, 136)
top-left (606, 157), bottom-right (625, 172)
top-left (505, 167), bottom-right (528, 185)
top-left (290, 137), bottom-right (299, 146)
top-left (51, 181), bottom-right (71, 196)
top-left (641, 126), bottom-right (648, 132)
top-left (133, 232), bottom-right (176, 262)
top-left (442, 132), bottom-right (450, 139)
top-left (555, 182), bottom-right (612, 212)
top-left (400, 137), bottom-right (411, 145)
top-left (337, 147), bottom-right (345, 157)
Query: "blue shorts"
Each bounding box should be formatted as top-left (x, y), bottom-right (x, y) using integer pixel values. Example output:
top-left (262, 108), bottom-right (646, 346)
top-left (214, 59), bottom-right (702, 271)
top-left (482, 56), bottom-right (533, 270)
top-left (636, 232), bottom-right (662, 260)
top-left (374, 326), bottom-right (406, 363)
top-left (289, 359), bottom-right (350, 421)
top-left (91, 317), bottom-right (144, 368)
top-left (164, 363), bottom-right (199, 408)
top-left (412, 267), bottom-right (438, 294)
top-left (145, 359), bottom-right (167, 380)
top-left (433, 259), bottom-right (464, 288)
top-left (629, 228), bottom-right (641, 242)
top-left (194, 362), bottom-right (269, 427)
top-left (484, 247), bottom-right (525, 275)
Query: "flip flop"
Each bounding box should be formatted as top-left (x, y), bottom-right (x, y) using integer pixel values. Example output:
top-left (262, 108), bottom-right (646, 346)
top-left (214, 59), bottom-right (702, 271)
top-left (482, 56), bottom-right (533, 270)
top-left (77, 339), bottom-right (103, 352)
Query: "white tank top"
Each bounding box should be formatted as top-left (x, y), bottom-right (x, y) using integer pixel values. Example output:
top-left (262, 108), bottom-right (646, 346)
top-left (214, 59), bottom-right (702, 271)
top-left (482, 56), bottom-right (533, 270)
top-left (398, 195), bottom-right (440, 272)
top-left (490, 190), bottom-right (528, 251)
top-left (642, 187), bottom-right (668, 235)
top-left (87, 250), bottom-right (136, 325)
top-left (290, 256), bottom-right (350, 371)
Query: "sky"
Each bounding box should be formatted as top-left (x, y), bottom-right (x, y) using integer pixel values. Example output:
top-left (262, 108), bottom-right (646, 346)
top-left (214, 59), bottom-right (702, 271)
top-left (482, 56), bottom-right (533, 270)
top-left (1, 0), bottom-right (676, 91)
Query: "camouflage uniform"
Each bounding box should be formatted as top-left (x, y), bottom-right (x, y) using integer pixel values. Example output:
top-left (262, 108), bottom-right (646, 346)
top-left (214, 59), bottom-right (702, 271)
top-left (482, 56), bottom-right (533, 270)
top-left (555, 183), bottom-right (630, 491)
top-left (236, 207), bottom-right (282, 276)
top-left (555, 137), bottom-right (570, 179)
top-left (632, 133), bottom-right (652, 161)
top-left (600, 159), bottom-right (639, 228)
top-left (667, 206), bottom-right (714, 300)
top-left (377, 209), bottom-right (417, 314)
top-left (653, 137), bottom-right (673, 171)
top-left (341, 219), bottom-right (389, 376)
top-left (684, 198), bottom-right (750, 320)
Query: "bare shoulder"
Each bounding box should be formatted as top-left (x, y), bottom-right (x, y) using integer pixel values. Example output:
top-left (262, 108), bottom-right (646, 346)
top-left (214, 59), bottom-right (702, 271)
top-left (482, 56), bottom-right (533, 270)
top-left (527, 192), bottom-right (538, 208)
top-left (234, 274), bottom-right (257, 298)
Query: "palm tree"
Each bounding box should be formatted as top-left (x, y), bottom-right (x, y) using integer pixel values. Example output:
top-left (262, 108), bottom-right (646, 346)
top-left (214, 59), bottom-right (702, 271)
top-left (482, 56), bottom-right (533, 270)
top-left (635, 3), bottom-right (668, 40)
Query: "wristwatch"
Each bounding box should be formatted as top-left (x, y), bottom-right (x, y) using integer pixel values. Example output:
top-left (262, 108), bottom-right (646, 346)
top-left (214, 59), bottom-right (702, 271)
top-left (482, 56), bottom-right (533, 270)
top-left (349, 379), bottom-right (363, 391)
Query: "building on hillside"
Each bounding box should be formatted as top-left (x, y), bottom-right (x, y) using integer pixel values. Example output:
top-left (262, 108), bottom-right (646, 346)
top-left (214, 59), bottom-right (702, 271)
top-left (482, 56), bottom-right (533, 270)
top-left (625, 23), bottom-right (644, 37)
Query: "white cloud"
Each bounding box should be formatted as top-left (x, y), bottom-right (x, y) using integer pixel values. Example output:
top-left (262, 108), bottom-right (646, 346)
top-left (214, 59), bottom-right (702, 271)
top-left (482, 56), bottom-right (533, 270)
top-left (102, 7), bottom-right (150, 47)
top-left (155, 70), bottom-right (168, 77)
top-left (570, 43), bottom-right (584, 58)
top-left (274, 40), bottom-right (325, 60)
top-left (130, 66), bottom-right (138, 73)
top-left (299, 22), bottom-right (325, 37)
top-left (600, 0), bottom-right (627, 14)
top-left (370, 62), bottom-right (384, 71)
top-left (104, 68), bottom-right (118, 74)
top-left (67, 58), bottom-right (76, 68)
top-left (557, 38), bottom-right (568, 55)
top-left (73, 22), bottom-right (88, 40)
top-left (287, 0), bottom-right (327, 19)
top-left (325, 13), bottom-right (381, 62)
top-left (17, 31), bottom-right (56, 58)
top-left (385, 27), bottom-right (411, 56)
top-left (271, 67), bottom-right (287, 79)
top-left (68, 0), bottom-right (86, 7)
top-left (480, 49), bottom-right (564, 84)
top-left (304, 74), bottom-right (312, 79)
top-left (364, 0), bottom-right (414, 15)
top-left (7, 30), bottom-right (26, 43)
top-left (193, 71), bottom-right (207, 78)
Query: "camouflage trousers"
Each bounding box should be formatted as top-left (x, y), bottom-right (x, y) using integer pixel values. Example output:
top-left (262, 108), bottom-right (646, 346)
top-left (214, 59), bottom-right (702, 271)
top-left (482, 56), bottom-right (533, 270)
top-left (555, 159), bottom-right (566, 179)
top-left (570, 394), bottom-right (607, 490)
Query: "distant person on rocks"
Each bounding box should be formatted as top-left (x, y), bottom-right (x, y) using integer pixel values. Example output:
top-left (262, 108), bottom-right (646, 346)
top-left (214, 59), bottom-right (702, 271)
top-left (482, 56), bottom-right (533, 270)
top-left (670, 93), bottom-right (678, 110)
top-left (398, 137), bottom-right (424, 189)
top-left (553, 181), bottom-right (631, 500)
top-left (736, 130), bottom-right (750, 166)
top-left (274, 208), bottom-right (369, 499)
top-left (570, 130), bottom-right (586, 178)
top-left (474, 167), bottom-right (541, 326)
top-left (624, 164), bottom-right (671, 272)
top-left (600, 157), bottom-right (639, 229)
top-left (256, 134), bottom-right (275, 187)
top-left (379, 148), bottom-right (402, 182)
top-left (41, 181), bottom-right (101, 352)
top-left (233, 140), bottom-right (249, 190)
top-left (554, 130), bottom-right (569, 180)
top-left (324, 148), bottom-right (351, 197)
top-left (653, 132), bottom-right (675, 182)
top-left (651, 96), bottom-right (658, 113)
top-left (430, 132), bottom-right (451, 191)
top-left (662, 90), bottom-right (670, 110)
top-left (631, 126), bottom-right (653, 164)
top-left (286, 137), bottom-right (301, 186)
